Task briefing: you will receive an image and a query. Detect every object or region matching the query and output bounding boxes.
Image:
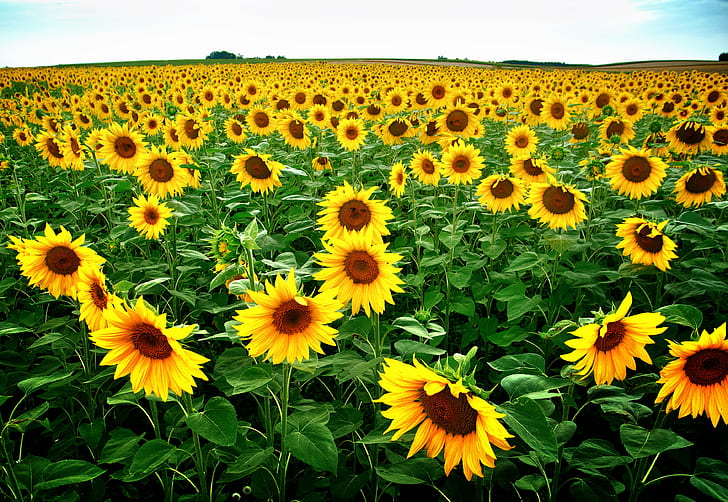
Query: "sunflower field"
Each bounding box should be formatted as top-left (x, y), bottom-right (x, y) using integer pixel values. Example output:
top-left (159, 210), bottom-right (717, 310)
top-left (1, 61), bottom-right (727, 502)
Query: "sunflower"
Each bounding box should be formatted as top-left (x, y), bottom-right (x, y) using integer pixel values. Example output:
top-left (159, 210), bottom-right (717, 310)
top-left (98, 122), bottom-right (147, 174)
top-left (618, 97), bottom-right (645, 122)
top-left (35, 131), bottom-right (65, 167)
top-left (128, 194), bottom-right (174, 240)
top-left (375, 358), bottom-right (513, 480)
top-left (246, 107), bottom-right (276, 136)
top-left (317, 181), bottom-right (393, 243)
top-left (232, 269), bottom-right (344, 364)
top-left (438, 142), bottom-right (485, 185)
top-left (615, 217), bottom-right (678, 271)
top-left (389, 162), bottom-right (407, 198)
top-left (12, 126), bottom-right (34, 146)
top-left (175, 113), bottom-right (211, 150)
top-left (707, 125), bottom-right (728, 155)
top-left (15, 224), bottom-right (105, 299)
top-left (504, 124), bottom-right (538, 159)
top-left (224, 116), bottom-right (247, 144)
top-left (476, 175), bottom-right (527, 213)
top-left (89, 298), bottom-right (208, 402)
top-left (540, 94), bottom-right (571, 130)
top-left (336, 117), bottom-right (368, 151)
top-left (162, 120), bottom-right (182, 150)
top-left (561, 292), bottom-right (665, 386)
top-left (425, 79), bottom-right (453, 108)
top-left (308, 104), bottom-right (331, 129)
top-left (409, 149), bottom-right (441, 186)
top-left (673, 166), bottom-right (726, 208)
top-left (521, 95), bottom-right (545, 125)
top-left (509, 156), bottom-right (554, 184)
top-left (312, 156), bottom-right (332, 171)
top-left (527, 182), bottom-right (588, 230)
top-left (666, 120), bottom-right (710, 155)
top-left (314, 232), bottom-right (404, 316)
top-left (436, 105), bottom-right (479, 140)
top-left (277, 112), bottom-right (311, 150)
top-left (230, 148), bottom-right (283, 194)
top-left (604, 146), bottom-right (667, 200)
top-left (655, 323), bottom-right (728, 427)
top-left (379, 118), bottom-right (413, 146)
top-left (383, 87), bottom-right (409, 114)
top-left (569, 122), bottom-right (591, 144)
top-left (77, 266), bottom-right (122, 332)
top-left (134, 146), bottom-right (190, 198)
top-left (599, 118), bottom-right (636, 146)
top-left (58, 125), bottom-right (85, 171)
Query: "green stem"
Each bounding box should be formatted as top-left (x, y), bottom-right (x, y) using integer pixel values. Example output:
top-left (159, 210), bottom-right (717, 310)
top-left (278, 363), bottom-right (293, 502)
top-left (371, 311), bottom-right (382, 360)
top-left (0, 429), bottom-right (24, 502)
top-left (10, 166), bottom-right (29, 237)
top-left (150, 400), bottom-right (173, 502)
top-left (183, 394), bottom-right (208, 501)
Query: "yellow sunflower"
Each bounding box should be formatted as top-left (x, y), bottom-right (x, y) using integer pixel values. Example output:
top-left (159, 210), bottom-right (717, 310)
top-left (409, 149), bottom-right (441, 186)
top-left (224, 116), bottom-right (247, 144)
top-left (134, 146), bottom-right (190, 198)
top-left (12, 126), bottom-right (34, 146)
top-left (230, 148), bottom-right (283, 194)
top-left (308, 104), bottom-right (331, 129)
top-left (540, 94), bottom-right (571, 130)
top-left (317, 181), bottom-right (393, 243)
top-left (232, 269), bottom-right (344, 364)
top-left (336, 117), bottom-right (368, 151)
top-left (527, 182), bottom-right (588, 229)
top-left (314, 232), bottom-right (404, 316)
top-left (615, 217), bottom-right (678, 271)
top-left (246, 107), bottom-right (276, 136)
top-left (599, 118), bottom-right (636, 146)
top-left (655, 323), bottom-right (728, 427)
top-left (175, 113), bottom-right (212, 150)
top-left (77, 266), bottom-right (122, 332)
top-left (15, 224), bottom-right (105, 299)
top-left (424, 79), bottom-right (453, 108)
top-left (604, 146), bottom-right (667, 200)
top-left (707, 125), bottom-right (728, 155)
top-left (312, 156), bottom-right (332, 171)
top-left (436, 105), bottom-right (479, 140)
top-left (376, 358), bottom-right (513, 480)
top-left (509, 156), bottom-right (554, 184)
top-left (379, 118), bottom-right (413, 146)
top-left (673, 166), bottom-right (726, 208)
top-left (666, 120), bottom-right (710, 155)
top-left (58, 125), bottom-right (86, 171)
top-left (98, 122), bottom-right (148, 174)
top-left (438, 142), bottom-right (485, 185)
top-left (277, 112), bottom-right (311, 150)
top-left (389, 162), bottom-right (408, 198)
top-left (89, 298), bottom-right (208, 402)
top-left (162, 121), bottom-right (182, 150)
top-left (476, 175), bottom-right (527, 213)
top-left (128, 194), bottom-right (174, 240)
top-left (504, 124), bottom-right (538, 159)
top-left (561, 292), bottom-right (665, 386)
top-left (35, 131), bottom-right (66, 168)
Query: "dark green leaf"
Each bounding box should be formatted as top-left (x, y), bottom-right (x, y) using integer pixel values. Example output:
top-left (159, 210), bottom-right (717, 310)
top-left (488, 354), bottom-right (545, 374)
top-left (394, 340), bottom-right (446, 358)
top-left (186, 396), bottom-right (238, 446)
top-left (376, 458), bottom-right (443, 484)
top-left (129, 439), bottom-right (175, 476)
top-left (500, 398), bottom-right (558, 463)
top-left (35, 460), bottom-right (104, 490)
top-left (224, 446), bottom-right (274, 477)
top-left (100, 428), bottom-right (143, 464)
top-left (17, 371), bottom-right (73, 394)
top-left (655, 304), bottom-right (703, 332)
top-left (286, 409), bottom-right (338, 473)
top-left (501, 374), bottom-right (570, 400)
top-left (620, 424), bottom-right (693, 459)
top-left (392, 316), bottom-right (429, 338)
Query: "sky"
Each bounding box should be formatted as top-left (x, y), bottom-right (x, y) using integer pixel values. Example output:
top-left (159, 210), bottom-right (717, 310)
top-left (0, 0), bottom-right (726, 68)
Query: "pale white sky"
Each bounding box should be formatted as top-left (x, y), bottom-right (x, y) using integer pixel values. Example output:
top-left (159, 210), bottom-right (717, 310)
top-left (0, 0), bottom-right (726, 67)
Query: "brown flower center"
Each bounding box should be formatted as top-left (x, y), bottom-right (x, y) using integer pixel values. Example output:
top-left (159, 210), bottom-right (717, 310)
top-left (706, 90), bottom-right (720, 104)
top-left (515, 135), bottom-right (529, 148)
top-left (276, 99), bottom-right (290, 111)
top-left (46, 138), bottom-right (64, 158)
top-left (169, 128), bottom-right (180, 143)
top-left (595, 93), bottom-right (610, 108)
top-left (595, 321), bottom-right (626, 352)
top-left (245, 156), bottom-right (272, 179)
top-left (491, 178), bottom-right (514, 199)
top-left (415, 93), bottom-right (428, 105)
top-left (273, 299), bottom-right (312, 335)
top-left (452, 155), bottom-right (471, 173)
top-left (115, 136), bottom-right (137, 158)
top-left (313, 94), bottom-right (327, 105)
top-left (294, 92), bottom-right (306, 104)
top-left (635, 225), bottom-right (664, 253)
top-left (606, 120), bottom-right (625, 138)
top-left (549, 102), bottom-right (565, 119)
top-left (684, 348), bottom-right (728, 386)
top-left (131, 323), bottom-right (172, 360)
top-left (338, 200), bottom-right (371, 230)
top-left (446, 110), bottom-right (468, 132)
top-left (621, 156), bottom-right (652, 182)
top-left (529, 98), bottom-right (544, 115)
top-left (685, 169), bottom-right (717, 194)
top-left (421, 158), bottom-right (435, 174)
top-left (345, 126), bottom-right (359, 140)
top-left (571, 122), bottom-right (589, 140)
top-left (144, 208), bottom-right (160, 225)
top-left (45, 246), bottom-right (80, 275)
top-left (431, 85), bottom-right (446, 99)
top-left (662, 102), bottom-right (675, 113)
top-left (712, 128), bottom-right (728, 146)
top-left (231, 122), bottom-right (243, 136)
top-left (542, 186), bottom-right (575, 215)
top-left (288, 120), bottom-right (305, 139)
top-left (149, 158), bottom-right (174, 182)
top-left (253, 112), bottom-right (270, 128)
top-left (419, 387), bottom-right (477, 436)
top-left (343, 250), bottom-right (379, 284)
top-left (522, 158), bottom-right (543, 177)
top-left (388, 120), bottom-right (408, 137)
top-left (184, 119), bottom-right (199, 139)
top-left (90, 281), bottom-right (108, 309)
top-left (675, 122), bottom-right (706, 145)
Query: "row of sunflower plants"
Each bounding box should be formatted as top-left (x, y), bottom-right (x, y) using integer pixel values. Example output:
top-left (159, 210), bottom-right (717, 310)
top-left (0, 61), bottom-right (727, 502)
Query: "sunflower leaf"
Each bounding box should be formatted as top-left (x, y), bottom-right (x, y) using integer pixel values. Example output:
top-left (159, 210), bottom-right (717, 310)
top-left (499, 397), bottom-right (558, 463)
top-left (655, 304), bottom-right (703, 332)
top-left (34, 460), bottom-right (105, 490)
top-left (286, 409), bottom-right (338, 474)
top-left (186, 396), bottom-right (238, 446)
top-left (619, 424), bottom-right (693, 459)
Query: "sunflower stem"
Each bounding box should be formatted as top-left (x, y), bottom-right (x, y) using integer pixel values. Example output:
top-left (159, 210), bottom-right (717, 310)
top-left (371, 311), bottom-right (382, 360)
top-left (149, 399), bottom-right (173, 502)
top-left (9, 166), bottom-right (29, 238)
top-left (278, 363), bottom-right (293, 502)
top-left (183, 393), bottom-right (209, 501)
top-left (91, 148), bottom-right (114, 235)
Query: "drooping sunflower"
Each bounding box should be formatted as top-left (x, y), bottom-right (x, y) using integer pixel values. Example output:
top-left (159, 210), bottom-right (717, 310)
top-left (317, 181), bottom-right (393, 243)
top-left (379, 118), bottom-right (413, 146)
top-left (604, 146), bottom-right (667, 200)
top-left (77, 266), bottom-right (122, 332)
top-left (655, 323), bottom-right (728, 427)
top-left (561, 292), bottom-right (665, 386)
top-left (336, 117), bottom-right (368, 151)
top-left (436, 105), bottom-right (479, 140)
top-left (569, 122), bottom-right (592, 144)
top-left (673, 165), bottom-right (726, 208)
top-left (162, 120), bottom-right (182, 150)
top-left (134, 146), bottom-right (190, 198)
top-left (438, 142), bottom-right (485, 185)
top-left (277, 112), bottom-right (311, 150)
top-left (527, 182), bottom-right (588, 230)
top-left (35, 131), bottom-right (66, 167)
top-left (128, 194), bottom-right (174, 240)
top-left (409, 149), bottom-right (441, 186)
top-left (58, 125), bottom-right (85, 171)
top-left (707, 124), bottom-right (728, 155)
top-left (509, 156), bottom-right (554, 184)
top-left (666, 120), bottom-right (710, 155)
top-left (504, 124), bottom-right (538, 159)
top-left (246, 107), bottom-right (276, 136)
top-left (615, 217), bottom-right (678, 271)
top-left (476, 175), bottom-right (527, 213)
top-left (89, 298), bottom-right (208, 402)
top-left (98, 121), bottom-right (147, 174)
top-left (540, 94), bottom-right (571, 130)
top-left (12, 126), bottom-right (34, 146)
top-left (15, 224), bottom-right (105, 299)
top-left (314, 232), bottom-right (404, 316)
top-left (230, 148), bottom-right (283, 194)
top-left (389, 162), bottom-right (408, 198)
top-left (175, 112), bottom-right (212, 150)
top-left (312, 156), bottom-right (332, 171)
top-left (375, 358), bottom-right (514, 480)
top-left (232, 269), bottom-right (344, 364)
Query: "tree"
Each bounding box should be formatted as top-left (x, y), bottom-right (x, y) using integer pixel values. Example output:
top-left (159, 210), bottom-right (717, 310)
top-left (205, 50), bottom-right (237, 60)
top-left (720, 52), bottom-right (728, 61)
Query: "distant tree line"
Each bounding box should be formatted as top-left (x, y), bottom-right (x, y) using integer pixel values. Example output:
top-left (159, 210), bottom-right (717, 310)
top-left (205, 51), bottom-right (287, 60)
top-left (720, 52), bottom-right (728, 62)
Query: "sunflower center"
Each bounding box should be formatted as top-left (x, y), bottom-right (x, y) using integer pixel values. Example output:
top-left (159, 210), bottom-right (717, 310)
top-left (606, 121), bottom-right (625, 138)
top-left (90, 281), bottom-right (108, 309)
top-left (515, 135), bottom-right (529, 148)
top-left (635, 225), bottom-right (664, 253)
top-left (431, 85), bottom-right (445, 99)
top-left (522, 158), bottom-right (543, 176)
top-left (313, 94), bottom-right (327, 105)
top-left (316, 157), bottom-right (329, 166)
top-left (421, 158), bottom-right (435, 174)
top-left (712, 128), bottom-right (728, 146)
top-left (684, 348), bottom-right (728, 386)
top-left (184, 119), bottom-right (199, 139)
top-left (390, 96), bottom-right (402, 107)
top-left (367, 104), bottom-right (381, 116)
top-left (115, 136), bottom-right (137, 158)
top-left (244, 156), bottom-right (272, 179)
top-left (169, 128), bottom-right (180, 143)
top-left (294, 92), bottom-right (306, 104)
top-left (491, 178), bottom-right (514, 199)
top-left (542, 186), bottom-right (575, 215)
top-left (273, 299), bottom-right (312, 335)
top-left (707, 90), bottom-right (720, 103)
top-left (595, 93), bottom-right (610, 108)
top-left (446, 110), bottom-right (468, 132)
top-left (131, 323), bottom-right (172, 360)
top-left (571, 122), bottom-right (589, 140)
top-left (70, 137), bottom-right (81, 156)
top-left (595, 321), bottom-right (626, 352)
top-left (549, 102), bottom-right (565, 119)
top-left (47, 138), bottom-right (64, 158)
top-left (144, 208), bottom-right (160, 225)
top-left (288, 120), bottom-right (305, 139)
top-left (231, 122), bottom-right (243, 135)
top-left (675, 122), bottom-right (705, 144)
top-left (147, 158), bottom-right (173, 182)
top-left (415, 93), bottom-right (428, 105)
top-left (45, 246), bottom-right (80, 275)
top-left (396, 171), bottom-right (404, 184)
top-left (345, 126), bottom-right (359, 140)
top-left (685, 169), bottom-right (717, 194)
top-left (662, 102), bottom-right (675, 113)
top-left (388, 120), bottom-right (408, 137)
top-left (452, 155), bottom-right (471, 173)
top-left (276, 99), bottom-right (290, 111)
top-left (253, 112), bottom-right (269, 128)
top-left (529, 98), bottom-right (544, 115)
top-left (621, 156), bottom-right (652, 182)
top-left (419, 388), bottom-right (477, 436)
top-left (338, 200), bottom-right (371, 230)
top-left (343, 250), bottom-right (379, 284)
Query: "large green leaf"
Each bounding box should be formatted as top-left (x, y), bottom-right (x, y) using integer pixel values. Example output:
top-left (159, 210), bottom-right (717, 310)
top-left (35, 460), bottom-right (104, 490)
top-left (565, 439), bottom-right (633, 470)
top-left (500, 397), bottom-right (558, 463)
top-left (619, 424), bottom-right (693, 459)
top-left (186, 396), bottom-right (238, 446)
top-left (376, 458), bottom-right (443, 484)
top-left (488, 353), bottom-right (545, 374)
top-left (501, 374), bottom-right (570, 400)
top-left (656, 304), bottom-right (703, 332)
top-left (286, 409), bottom-right (338, 473)
top-left (128, 439), bottom-right (175, 477)
top-left (691, 457), bottom-right (728, 501)
top-left (223, 445), bottom-right (274, 479)
top-left (99, 428), bottom-right (143, 464)
top-left (17, 371), bottom-right (73, 394)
